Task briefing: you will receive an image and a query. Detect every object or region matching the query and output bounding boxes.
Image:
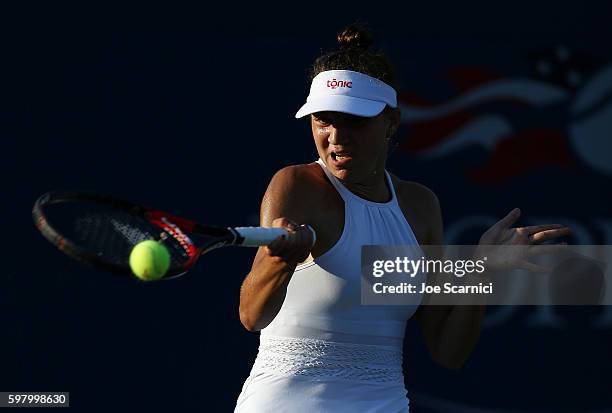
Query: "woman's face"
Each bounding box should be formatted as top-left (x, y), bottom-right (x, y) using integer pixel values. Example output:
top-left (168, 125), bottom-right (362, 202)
top-left (311, 109), bottom-right (399, 183)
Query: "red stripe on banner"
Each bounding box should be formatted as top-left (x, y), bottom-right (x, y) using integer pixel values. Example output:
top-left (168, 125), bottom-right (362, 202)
top-left (397, 91), bottom-right (435, 107)
top-left (399, 110), bottom-right (475, 152)
top-left (444, 66), bottom-right (503, 94)
top-left (468, 129), bottom-right (578, 183)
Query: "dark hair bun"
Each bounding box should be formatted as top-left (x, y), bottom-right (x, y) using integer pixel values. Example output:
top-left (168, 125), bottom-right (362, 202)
top-left (337, 24), bottom-right (373, 51)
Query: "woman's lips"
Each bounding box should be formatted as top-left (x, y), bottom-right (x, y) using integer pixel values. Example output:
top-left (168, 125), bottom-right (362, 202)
top-left (330, 151), bottom-right (353, 167)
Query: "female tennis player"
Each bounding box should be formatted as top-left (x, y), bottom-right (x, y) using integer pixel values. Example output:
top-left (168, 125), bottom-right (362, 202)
top-left (235, 25), bottom-right (571, 412)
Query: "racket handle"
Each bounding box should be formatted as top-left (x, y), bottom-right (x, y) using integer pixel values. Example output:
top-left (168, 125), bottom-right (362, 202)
top-left (233, 225), bottom-right (316, 247)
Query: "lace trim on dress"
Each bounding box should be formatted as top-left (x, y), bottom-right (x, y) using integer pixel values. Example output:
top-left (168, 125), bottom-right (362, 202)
top-left (253, 335), bottom-right (404, 384)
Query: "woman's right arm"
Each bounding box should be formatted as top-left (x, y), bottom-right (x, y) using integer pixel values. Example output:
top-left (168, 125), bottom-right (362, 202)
top-left (238, 166), bottom-right (316, 332)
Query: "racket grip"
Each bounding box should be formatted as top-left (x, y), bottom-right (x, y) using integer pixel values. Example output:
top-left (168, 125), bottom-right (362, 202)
top-left (234, 225), bottom-right (316, 247)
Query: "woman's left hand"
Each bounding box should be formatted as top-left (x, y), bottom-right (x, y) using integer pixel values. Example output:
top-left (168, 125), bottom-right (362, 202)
top-left (475, 208), bottom-right (572, 272)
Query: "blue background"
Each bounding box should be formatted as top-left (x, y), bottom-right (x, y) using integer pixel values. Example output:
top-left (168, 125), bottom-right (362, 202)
top-left (3, 4), bottom-right (611, 412)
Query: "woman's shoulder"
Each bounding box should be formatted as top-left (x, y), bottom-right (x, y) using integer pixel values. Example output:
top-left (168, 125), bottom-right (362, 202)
top-left (268, 162), bottom-right (328, 194)
top-left (263, 163), bottom-right (332, 212)
top-left (389, 173), bottom-right (442, 244)
top-left (271, 162), bottom-right (323, 180)
top-left (262, 162), bottom-right (340, 233)
top-left (389, 173), bottom-right (440, 208)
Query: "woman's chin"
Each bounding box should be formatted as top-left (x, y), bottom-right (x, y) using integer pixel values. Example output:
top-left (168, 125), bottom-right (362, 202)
top-left (331, 168), bottom-right (357, 183)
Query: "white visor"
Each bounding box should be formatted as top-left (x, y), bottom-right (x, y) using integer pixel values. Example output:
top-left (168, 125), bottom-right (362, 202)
top-left (295, 70), bottom-right (397, 118)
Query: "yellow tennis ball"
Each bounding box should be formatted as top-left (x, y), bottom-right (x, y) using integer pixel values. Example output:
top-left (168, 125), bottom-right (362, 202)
top-left (129, 240), bottom-right (170, 281)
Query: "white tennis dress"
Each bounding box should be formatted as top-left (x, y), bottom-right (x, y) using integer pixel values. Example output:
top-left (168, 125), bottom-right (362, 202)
top-left (235, 159), bottom-right (423, 412)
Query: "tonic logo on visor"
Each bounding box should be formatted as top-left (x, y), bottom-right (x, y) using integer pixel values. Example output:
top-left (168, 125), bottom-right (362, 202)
top-left (295, 70), bottom-right (397, 118)
top-left (326, 79), bottom-right (353, 89)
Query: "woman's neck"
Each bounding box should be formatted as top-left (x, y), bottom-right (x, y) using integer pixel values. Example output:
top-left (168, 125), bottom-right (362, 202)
top-left (342, 167), bottom-right (390, 203)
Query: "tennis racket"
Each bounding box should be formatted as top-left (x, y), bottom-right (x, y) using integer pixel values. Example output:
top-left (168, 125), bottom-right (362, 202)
top-left (33, 191), bottom-right (315, 280)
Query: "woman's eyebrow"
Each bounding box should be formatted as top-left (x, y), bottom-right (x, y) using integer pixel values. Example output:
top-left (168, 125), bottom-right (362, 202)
top-left (314, 113), bottom-right (367, 125)
top-left (313, 114), bottom-right (333, 122)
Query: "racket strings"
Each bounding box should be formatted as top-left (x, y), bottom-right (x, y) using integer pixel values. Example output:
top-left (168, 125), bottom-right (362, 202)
top-left (44, 202), bottom-right (192, 268)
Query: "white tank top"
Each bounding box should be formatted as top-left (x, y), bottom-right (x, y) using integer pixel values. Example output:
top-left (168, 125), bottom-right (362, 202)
top-left (235, 159), bottom-right (424, 412)
top-left (261, 158), bottom-right (423, 348)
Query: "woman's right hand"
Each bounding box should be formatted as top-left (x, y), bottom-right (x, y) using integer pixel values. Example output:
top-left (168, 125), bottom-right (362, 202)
top-left (265, 217), bottom-right (315, 264)
top-left (239, 217), bottom-right (315, 331)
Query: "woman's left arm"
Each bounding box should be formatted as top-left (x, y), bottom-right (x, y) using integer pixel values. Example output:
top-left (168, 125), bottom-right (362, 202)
top-left (413, 193), bottom-right (485, 370)
top-left (414, 195), bottom-right (571, 369)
